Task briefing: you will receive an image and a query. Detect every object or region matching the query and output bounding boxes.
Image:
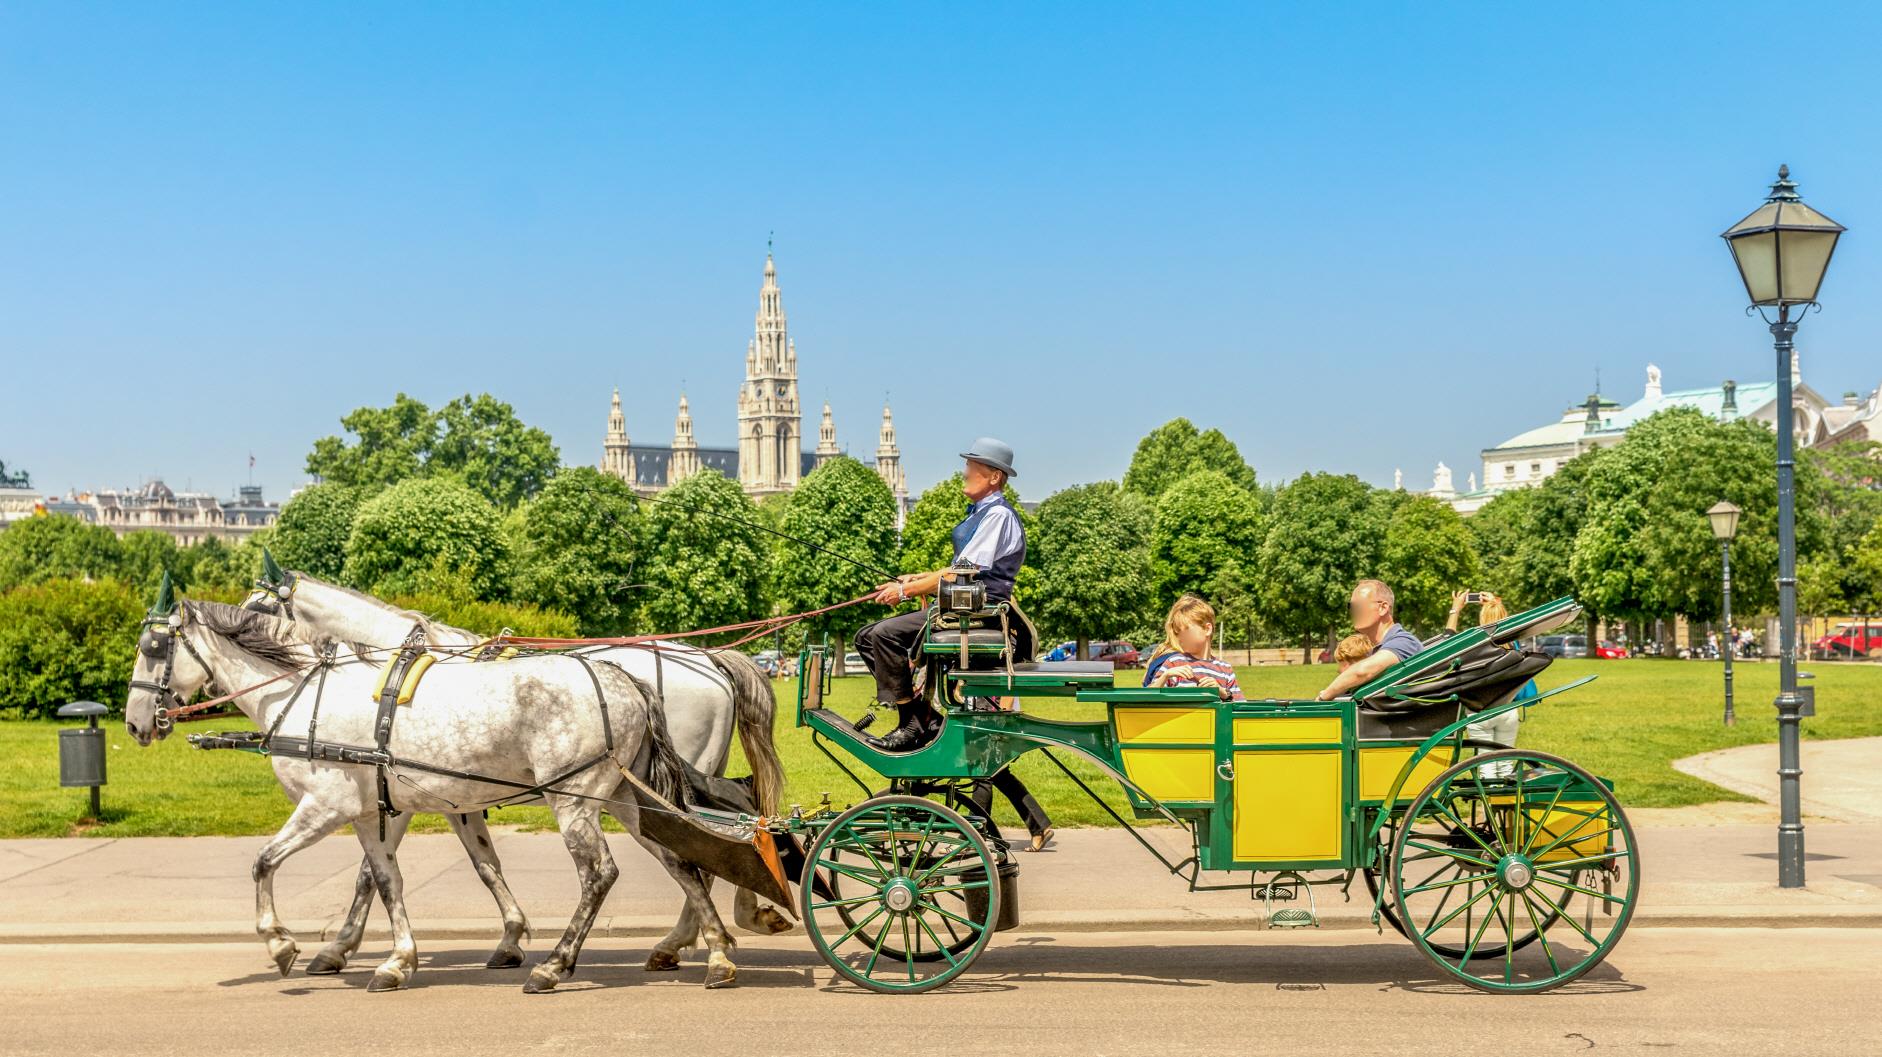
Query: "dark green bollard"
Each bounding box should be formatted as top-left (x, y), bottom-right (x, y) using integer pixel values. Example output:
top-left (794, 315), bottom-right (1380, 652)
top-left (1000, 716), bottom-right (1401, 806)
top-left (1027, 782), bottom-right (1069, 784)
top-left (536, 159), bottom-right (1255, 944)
top-left (56, 701), bottom-right (108, 818)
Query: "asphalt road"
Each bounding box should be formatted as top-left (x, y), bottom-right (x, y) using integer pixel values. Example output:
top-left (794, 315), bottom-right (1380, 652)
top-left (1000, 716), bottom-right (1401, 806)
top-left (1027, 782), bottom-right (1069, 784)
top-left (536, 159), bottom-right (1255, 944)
top-left (9, 928), bottom-right (1871, 1057)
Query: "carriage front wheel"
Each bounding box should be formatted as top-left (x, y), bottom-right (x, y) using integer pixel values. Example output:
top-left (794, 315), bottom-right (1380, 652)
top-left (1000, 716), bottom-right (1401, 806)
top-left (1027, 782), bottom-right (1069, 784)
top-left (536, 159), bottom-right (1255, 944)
top-left (1391, 750), bottom-right (1639, 993)
top-left (799, 795), bottom-right (1000, 993)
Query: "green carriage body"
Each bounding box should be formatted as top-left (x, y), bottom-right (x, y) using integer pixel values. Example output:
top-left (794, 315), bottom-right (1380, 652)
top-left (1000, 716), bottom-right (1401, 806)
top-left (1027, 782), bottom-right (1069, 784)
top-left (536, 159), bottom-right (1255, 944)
top-left (788, 595), bottom-right (1637, 994)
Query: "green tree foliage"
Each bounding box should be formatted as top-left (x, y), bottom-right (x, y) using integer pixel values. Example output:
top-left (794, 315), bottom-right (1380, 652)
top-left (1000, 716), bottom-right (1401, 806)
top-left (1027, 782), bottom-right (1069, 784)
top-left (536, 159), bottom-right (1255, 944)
top-left (1029, 482), bottom-right (1154, 657)
top-left (1256, 473), bottom-right (1381, 653)
top-left (117, 530), bottom-right (181, 593)
top-left (1380, 495), bottom-right (1481, 633)
top-left (180, 533), bottom-right (275, 595)
top-left (1148, 470), bottom-right (1265, 642)
top-left (509, 467), bottom-right (643, 635)
top-left (1464, 487), bottom-right (1535, 605)
top-left (0, 514), bottom-right (124, 591)
top-left (0, 459), bottom-right (29, 488)
top-left (1802, 439), bottom-right (1882, 612)
top-left (639, 470), bottom-right (772, 636)
top-left (0, 578), bottom-right (144, 718)
top-left (386, 593), bottom-right (579, 638)
top-left (306, 392), bottom-right (559, 507)
top-left (272, 483), bottom-right (370, 579)
top-left (1852, 520), bottom-right (1882, 609)
top-left (1509, 452), bottom-right (1594, 610)
top-left (773, 458), bottom-right (898, 661)
top-left (1122, 418), bottom-right (1258, 498)
top-left (342, 477), bottom-right (509, 599)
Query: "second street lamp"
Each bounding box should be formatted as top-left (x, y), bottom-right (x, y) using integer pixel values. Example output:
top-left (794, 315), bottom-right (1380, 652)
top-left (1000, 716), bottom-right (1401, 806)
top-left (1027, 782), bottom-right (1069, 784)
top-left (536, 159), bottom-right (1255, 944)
top-left (1721, 164), bottom-right (1845, 890)
top-left (1708, 500), bottom-right (1742, 726)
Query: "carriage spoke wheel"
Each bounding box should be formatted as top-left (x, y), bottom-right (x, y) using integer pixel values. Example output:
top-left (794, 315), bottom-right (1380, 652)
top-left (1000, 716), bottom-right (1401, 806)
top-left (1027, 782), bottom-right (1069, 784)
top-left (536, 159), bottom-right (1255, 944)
top-left (1365, 801), bottom-right (1561, 958)
top-left (1392, 750), bottom-right (1638, 993)
top-left (800, 795), bottom-right (999, 993)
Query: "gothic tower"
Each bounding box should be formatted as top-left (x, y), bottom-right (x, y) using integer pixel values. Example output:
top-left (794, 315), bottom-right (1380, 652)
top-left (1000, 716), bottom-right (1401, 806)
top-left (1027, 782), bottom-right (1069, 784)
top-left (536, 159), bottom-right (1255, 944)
top-left (601, 388), bottom-right (633, 483)
top-left (876, 403), bottom-right (908, 523)
top-left (670, 393), bottom-right (699, 482)
top-left (814, 401), bottom-right (841, 468)
top-left (736, 252), bottom-right (801, 497)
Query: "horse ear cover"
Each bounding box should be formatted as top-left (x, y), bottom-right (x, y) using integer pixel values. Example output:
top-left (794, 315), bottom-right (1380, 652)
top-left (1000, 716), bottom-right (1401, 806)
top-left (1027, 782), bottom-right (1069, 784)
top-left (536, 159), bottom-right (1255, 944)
top-left (261, 547), bottom-right (286, 586)
top-left (151, 570), bottom-right (176, 617)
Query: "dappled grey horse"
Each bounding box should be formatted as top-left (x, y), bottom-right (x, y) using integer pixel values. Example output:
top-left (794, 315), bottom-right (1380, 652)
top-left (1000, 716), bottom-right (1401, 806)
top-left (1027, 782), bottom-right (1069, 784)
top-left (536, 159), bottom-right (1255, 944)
top-left (123, 594), bottom-right (744, 992)
top-left (242, 560), bottom-right (788, 976)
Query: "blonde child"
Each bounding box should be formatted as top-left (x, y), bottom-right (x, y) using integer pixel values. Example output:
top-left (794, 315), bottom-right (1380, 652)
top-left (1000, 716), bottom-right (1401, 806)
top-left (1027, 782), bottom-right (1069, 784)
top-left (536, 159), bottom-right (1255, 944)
top-left (1334, 633), bottom-right (1373, 669)
top-left (1142, 595), bottom-right (1245, 701)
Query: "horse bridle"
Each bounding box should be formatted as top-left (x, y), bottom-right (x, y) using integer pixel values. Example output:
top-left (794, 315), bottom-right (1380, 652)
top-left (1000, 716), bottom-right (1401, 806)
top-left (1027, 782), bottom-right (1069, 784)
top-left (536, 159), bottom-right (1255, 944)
top-left (250, 571), bottom-right (298, 620)
top-left (129, 613), bottom-right (218, 733)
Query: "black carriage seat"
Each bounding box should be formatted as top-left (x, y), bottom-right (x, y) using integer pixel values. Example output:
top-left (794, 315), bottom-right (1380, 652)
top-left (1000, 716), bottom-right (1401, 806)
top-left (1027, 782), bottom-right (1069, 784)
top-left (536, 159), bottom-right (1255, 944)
top-left (923, 602), bottom-right (1039, 668)
top-left (1354, 641), bottom-right (1552, 740)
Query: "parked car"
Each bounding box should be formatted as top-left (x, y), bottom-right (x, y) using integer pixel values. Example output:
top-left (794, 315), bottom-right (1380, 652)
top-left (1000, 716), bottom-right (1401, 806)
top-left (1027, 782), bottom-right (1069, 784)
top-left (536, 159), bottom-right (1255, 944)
top-left (841, 651), bottom-right (866, 672)
top-left (1537, 634), bottom-right (1589, 659)
top-left (1087, 640), bottom-right (1141, 668)
top-left (1815, 622), bottom-right (1882, 659)
top-left (1594, 640), bottom-right (1628, 659)
top-left (752, 650), bottom-right (782, 676)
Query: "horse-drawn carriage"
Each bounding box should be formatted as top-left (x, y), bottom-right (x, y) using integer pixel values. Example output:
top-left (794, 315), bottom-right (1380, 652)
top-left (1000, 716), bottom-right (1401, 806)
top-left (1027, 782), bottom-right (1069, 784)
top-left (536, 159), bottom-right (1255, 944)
top-left (775, 580), bottom-right (1638, 994)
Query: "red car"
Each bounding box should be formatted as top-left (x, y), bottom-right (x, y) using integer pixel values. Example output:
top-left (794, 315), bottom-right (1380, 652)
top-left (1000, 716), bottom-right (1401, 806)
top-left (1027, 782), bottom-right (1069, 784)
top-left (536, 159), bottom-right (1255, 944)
top-left (1594, 641), bottom-right (1628, 659)
top-left (1815, 623), bottom-right (1882, 658)
top-left (1088, 640), bottom-right (1141, 668)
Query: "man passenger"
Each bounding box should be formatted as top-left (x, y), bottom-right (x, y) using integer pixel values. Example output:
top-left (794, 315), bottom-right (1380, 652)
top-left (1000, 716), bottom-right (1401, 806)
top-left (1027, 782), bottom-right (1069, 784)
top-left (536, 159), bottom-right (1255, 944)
top-left (1316, 578), bottom-right (1422, 700)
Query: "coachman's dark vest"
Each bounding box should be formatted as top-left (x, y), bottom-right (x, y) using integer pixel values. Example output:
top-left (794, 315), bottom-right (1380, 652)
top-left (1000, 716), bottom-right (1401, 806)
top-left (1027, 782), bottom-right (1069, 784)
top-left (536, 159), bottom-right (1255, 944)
top-left (950, 496), bottom-right (1026, 604)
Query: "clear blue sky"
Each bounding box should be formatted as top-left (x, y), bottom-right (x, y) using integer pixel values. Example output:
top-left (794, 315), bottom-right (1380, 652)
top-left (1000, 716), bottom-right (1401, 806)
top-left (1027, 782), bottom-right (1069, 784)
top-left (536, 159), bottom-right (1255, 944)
top-left (5, 3), bottom-right (1881, 503)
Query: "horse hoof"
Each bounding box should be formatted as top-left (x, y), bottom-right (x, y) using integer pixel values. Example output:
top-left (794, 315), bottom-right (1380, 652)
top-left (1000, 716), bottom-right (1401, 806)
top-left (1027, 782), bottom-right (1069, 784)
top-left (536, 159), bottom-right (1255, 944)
top-left (522, 967), bottom-right (560, 994)
top-left (643, 950), bottom-right (682, 972)
top-left (757, 908), bottom-right (795, 935)
top-left (703, 962), bottom-right (738, 989)
top-left (486, 948), bottom-right (525, 970)
top-left (366, 970), bottom-right (406, 992)
top-left (268, 938), bottom-right (298, 977)
top-left (305, 950), bottom-right (348, 975)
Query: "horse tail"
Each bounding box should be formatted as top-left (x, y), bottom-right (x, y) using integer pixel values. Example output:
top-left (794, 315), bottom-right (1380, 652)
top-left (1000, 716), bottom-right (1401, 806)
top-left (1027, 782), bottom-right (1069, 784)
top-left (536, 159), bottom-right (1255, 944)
top-left (604, 663), bottom-right (690, 809)
top-left (706, 649), bottom-right (783, 817)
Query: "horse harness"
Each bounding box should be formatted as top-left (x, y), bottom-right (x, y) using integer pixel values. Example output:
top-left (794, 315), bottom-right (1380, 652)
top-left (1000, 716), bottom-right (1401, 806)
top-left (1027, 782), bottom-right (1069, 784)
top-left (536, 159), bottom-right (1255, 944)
top-left (132, 615), bottom-right (220, 733)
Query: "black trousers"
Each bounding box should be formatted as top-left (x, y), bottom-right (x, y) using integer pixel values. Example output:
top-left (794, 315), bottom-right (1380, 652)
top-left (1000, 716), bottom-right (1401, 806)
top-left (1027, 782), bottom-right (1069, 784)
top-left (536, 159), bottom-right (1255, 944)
top-left (853, 609), bottom-right (929, 714)
top-left (971, 768), bottom-right (1053, 839)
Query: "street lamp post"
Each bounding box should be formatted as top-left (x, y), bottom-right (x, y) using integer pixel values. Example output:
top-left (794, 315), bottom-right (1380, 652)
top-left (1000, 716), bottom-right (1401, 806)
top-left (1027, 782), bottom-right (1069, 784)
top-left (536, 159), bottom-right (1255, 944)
top-left (1708, 500), bottom-right (1742, 726)
top-left (1721, 165), bottom-right (1845, 889)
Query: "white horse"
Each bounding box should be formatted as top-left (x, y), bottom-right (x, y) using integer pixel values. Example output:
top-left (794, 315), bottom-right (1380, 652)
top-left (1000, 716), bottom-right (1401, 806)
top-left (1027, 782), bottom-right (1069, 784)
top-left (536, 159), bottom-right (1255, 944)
top-left (123, 594), bottom-right (742, 992)
top-left (242, 562), bottom-right (789, 976)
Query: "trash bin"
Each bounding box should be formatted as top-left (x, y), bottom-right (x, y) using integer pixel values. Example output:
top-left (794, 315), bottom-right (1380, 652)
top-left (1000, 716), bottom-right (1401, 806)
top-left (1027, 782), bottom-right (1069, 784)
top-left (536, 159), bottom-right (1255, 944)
top-left (56, 701), bottom-right (108, 816)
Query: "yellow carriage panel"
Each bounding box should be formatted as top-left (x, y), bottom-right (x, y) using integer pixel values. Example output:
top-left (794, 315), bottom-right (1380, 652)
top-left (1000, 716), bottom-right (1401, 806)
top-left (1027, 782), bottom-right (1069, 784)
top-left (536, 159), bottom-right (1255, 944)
top-left (1114, 708), bottom-right (1215, 744)
top-left (1231, 750), bottom-right (1343, 861)
top-left (1520, 801), bottom-right (1612, 862)
top-left (1120, 749), bottom-right (1215, 801)
top-left (1357, 744), bottom-right (1455, 801)
top-left (1231, 716), bottom-right (1341, 744)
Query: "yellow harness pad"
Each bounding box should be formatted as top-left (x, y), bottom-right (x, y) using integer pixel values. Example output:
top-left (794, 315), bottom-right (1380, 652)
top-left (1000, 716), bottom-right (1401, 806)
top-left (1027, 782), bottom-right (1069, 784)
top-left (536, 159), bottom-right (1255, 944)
top-left (371, 652), bottom-right (437, 705)
top-left (472, 638), bottom-right (520, 662)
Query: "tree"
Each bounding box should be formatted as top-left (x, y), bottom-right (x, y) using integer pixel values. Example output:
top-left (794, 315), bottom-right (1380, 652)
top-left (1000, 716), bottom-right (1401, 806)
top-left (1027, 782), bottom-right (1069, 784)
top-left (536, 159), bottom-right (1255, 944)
top-left (0, 578), bottom-right (144, 719)
top-left (1802, 439), bottom-right (1882, 613)
top-left (510, 467), bottom-right (643, 635)
top-left (773, 458), bottom-right (899, 671)
top-left (1380, 495), bottom-right (1481, 633)
top-left (0, 514), bottom-right (124, 591)
top-left (117, 530), bottom-right (181, 593)
top-left (428, 394), bottom-right (561, 508)
top-left (0, 460), bottom-right (30, 488)
top-left (1028, 482), bottom-right (1154, 659)
top-left (1464, 487), bottom-right (1536, 604)
top-left (1148, 470), bottom-right (1265, 643)
top-left (305, 392), bottom-right (559, 507)
top-left (342, 477), bottom-right (509, 599)
top-left (272, 483), bottom-right (370, 579)
top-left (639, 470), bottom-right (771, 637)
top-left (1122, 418), bottom-right (1259, 498)
top-left (1852, 520), bottom-right (1882, 612)
top-left (1256, 473), bottom-right (1381, 659)
top-left (1510, 450), bottom-right (1595, 618)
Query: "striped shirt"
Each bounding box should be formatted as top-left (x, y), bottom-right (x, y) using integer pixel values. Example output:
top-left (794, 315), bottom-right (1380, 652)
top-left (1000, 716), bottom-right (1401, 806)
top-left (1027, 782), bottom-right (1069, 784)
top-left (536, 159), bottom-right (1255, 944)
top-left (1143, 651), bottom-right (1246, 701)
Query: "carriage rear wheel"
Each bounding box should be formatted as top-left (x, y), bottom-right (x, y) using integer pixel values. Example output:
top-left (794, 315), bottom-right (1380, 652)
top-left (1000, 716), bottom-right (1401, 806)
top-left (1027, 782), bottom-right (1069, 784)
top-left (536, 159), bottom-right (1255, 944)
top-left (1391, 750), bottom-right (1638, 993)
top-left (799, 795), bottom-right (1000, 993)
top-left (1364, 806), bottom-right (1562, 958)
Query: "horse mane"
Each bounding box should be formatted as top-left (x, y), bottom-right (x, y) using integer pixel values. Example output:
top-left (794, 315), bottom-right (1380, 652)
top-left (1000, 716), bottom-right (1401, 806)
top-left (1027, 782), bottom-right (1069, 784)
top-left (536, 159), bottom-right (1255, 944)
top-left (184, 600), bottom-right (327, 670)
top-left (292, 572), bottom-right (482, 644)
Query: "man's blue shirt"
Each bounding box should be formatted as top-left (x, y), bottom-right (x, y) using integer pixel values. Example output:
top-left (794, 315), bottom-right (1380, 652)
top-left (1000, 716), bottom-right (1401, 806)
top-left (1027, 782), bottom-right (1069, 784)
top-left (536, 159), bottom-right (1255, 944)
top-left (1375, 623), bottom-right (1424, 662)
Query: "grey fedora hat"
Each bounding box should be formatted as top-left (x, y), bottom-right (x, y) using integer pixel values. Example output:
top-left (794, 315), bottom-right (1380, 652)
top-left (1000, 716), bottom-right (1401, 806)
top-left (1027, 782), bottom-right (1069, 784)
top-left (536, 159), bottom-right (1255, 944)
top-left (959, 437), bottom-right (1017, 478)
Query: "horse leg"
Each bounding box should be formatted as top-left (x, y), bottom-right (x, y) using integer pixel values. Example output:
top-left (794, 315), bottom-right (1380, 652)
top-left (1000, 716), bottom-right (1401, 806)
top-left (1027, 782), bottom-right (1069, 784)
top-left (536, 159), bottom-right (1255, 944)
top-left (523, 796), bottom-right (618, 994)
top-left (645, 901), bottom-right (698, 972)
top-left (353, 820), bottom-right (419, 992)
top-left (733, 887), bottom-right (794, 935)
top-left (254, 799), bottom-right (349, 977)
top-left (447, 811), bottom-right (531, 968)
top-left (307, 810), bottom-right (414, 975)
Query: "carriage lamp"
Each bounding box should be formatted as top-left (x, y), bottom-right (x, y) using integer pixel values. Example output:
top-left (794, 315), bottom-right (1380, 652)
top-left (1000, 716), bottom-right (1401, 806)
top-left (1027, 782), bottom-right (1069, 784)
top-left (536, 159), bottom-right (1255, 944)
top-left (56, 701), bottom-right (109, 819)
top-left (1722, 165), bottom-right (1844, 890)
top-left (939, 562), bottom-right (987, 615)
top-left (1708, 501), bottom-right (1741, 728)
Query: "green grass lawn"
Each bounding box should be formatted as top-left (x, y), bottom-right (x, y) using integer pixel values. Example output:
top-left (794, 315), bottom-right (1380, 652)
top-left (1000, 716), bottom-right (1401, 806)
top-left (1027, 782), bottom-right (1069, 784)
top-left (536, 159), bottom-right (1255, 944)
top-left (4, 658), bottom-right (1877, 838)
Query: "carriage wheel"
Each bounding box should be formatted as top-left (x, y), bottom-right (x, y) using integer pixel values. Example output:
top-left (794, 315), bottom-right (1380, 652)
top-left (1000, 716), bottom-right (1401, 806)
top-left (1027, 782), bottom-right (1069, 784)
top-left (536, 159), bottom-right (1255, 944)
top-left (800, 795), bottom-right (999, 993)
top-left (1391, 750), bottom-right (1638, 993)
top-left (1364, 806), bottom-right (1561, 958)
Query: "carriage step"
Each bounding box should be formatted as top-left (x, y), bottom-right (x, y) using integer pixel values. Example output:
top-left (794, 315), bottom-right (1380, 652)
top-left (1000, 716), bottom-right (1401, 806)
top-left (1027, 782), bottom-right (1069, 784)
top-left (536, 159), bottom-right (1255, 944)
top-left (1267, 907), bottom-right (1319, 929)
top-left (1259, 872), bottom-right (1320, 929)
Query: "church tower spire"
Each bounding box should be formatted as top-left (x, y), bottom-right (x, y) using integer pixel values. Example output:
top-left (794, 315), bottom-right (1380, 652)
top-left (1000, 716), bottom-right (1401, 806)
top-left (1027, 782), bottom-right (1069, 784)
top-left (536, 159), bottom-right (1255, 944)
top-left (876, 403), bottom-right (908, 523)
top-left (670, 393), bottom-right (699, 482)
top-left (815, 401), bottom-right (841, 467)
top-left (601, 388), bottom-right (633, 484)
top-left (736, 248), bottom-right (801, 497)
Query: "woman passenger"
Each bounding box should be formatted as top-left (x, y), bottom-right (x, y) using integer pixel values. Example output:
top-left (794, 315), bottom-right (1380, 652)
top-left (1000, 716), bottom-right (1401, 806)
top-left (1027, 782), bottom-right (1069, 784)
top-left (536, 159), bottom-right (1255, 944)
top-left (1143, 595), bottom-right (1245, 701)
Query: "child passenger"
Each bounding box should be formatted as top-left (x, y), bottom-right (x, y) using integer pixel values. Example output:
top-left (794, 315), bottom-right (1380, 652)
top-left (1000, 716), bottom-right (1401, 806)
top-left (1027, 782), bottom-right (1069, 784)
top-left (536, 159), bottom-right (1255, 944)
top-left (1334, 633), bottom-right (1373, 669)
top-left (1142, 595), bottom-right (1245, 701)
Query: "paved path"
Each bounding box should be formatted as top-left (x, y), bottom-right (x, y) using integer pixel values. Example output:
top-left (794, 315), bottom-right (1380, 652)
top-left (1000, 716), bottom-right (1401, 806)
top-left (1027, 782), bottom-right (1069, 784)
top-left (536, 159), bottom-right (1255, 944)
top-left (3, 929), bottom-right (1874, 1057)
top-left (1673, 736), bottom-right (1882, 822)
top-left (3, 822), bottom-right (1877, 944)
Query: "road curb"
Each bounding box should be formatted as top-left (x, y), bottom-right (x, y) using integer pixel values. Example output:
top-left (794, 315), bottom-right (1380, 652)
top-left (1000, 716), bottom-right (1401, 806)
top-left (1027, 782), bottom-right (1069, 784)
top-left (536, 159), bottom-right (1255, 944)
top-left (4, 905), bottom-right (1877, 944)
